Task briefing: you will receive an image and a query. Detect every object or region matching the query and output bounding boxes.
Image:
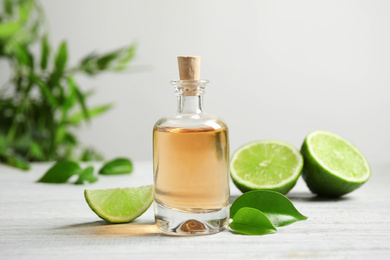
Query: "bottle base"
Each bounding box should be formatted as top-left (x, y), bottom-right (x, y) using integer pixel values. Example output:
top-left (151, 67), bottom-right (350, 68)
top-left (154, 203), bottom-right (229, 236)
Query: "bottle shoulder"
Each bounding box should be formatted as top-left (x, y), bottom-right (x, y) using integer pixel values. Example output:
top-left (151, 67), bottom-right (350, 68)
top-left (154, 113), bottom-right (228, 131)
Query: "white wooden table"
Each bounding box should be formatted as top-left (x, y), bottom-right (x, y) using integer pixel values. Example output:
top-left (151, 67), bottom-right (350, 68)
top-left (0, 161), bottom-right (389, 259)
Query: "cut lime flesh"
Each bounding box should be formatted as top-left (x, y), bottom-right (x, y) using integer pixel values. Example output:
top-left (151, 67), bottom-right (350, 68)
top-left (301, 130), bottom-right (371, 196)
top-left (84, 185), bottom-right (154, 223)
top-left (308, 130), bottom-right (370, 182)
top-left (230, 140), bottom-right (303, 194)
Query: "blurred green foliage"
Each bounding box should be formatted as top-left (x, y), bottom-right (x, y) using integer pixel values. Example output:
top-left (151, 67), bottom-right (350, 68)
top-left (0, 0), bottom-right (136, 169)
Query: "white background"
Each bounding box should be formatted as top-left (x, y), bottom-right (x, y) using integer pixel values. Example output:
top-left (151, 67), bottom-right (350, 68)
top-left (6, 0), bottom-right (390, 164)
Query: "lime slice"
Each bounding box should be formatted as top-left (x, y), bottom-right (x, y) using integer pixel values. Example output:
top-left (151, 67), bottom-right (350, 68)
top-left (84, 185), bottom-right (154, 223)
top-left (301, 130), bottom-right (371, 197)
top-left (230, 140), bottom-right (303, 195)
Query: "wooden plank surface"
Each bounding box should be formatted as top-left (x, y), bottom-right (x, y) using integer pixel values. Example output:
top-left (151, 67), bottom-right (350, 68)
top-left (0, 162), bottom-right (389, 259)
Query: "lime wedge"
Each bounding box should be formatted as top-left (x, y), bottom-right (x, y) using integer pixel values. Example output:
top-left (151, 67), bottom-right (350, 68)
top-left (84, 185), bottom-right (154, 223)
top-left (230, 140), bottom-right (303, 194)
top-left (301, 130), bottom-right (371, 197)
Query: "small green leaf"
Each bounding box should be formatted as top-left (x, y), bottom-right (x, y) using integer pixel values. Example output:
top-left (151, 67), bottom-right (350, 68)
top-left (37, 161), bottom-right (81, 183)
top-left (40, 34), bottom-right (50, 70)
top-left (230, 207), bottom-right (277, 235)
top-left (75, 166), bottom-right (98, 185)
top-left (99, 158), bottom-right (132, 175)
top-left (54, 41), bottom-right (68, 74)
top-left (0, 22), bottom-right (20, 38)
top-left (230, 190), bottom-right (307, 227)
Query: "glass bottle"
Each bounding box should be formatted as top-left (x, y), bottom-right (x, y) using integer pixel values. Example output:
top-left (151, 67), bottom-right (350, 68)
top-left (153, 56), bottom-right (230, 235)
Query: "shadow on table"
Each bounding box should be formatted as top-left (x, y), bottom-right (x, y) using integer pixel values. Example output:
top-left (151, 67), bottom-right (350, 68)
top-left (287, 191), bottom-right (351, 202)
top-left (230, 192), bottom-right (351, 203)
top-left (58, 220), bottom-right (165, 237)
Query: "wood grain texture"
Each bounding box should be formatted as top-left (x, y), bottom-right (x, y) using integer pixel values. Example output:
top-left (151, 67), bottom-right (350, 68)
top-left (0, 162), bottom-right (389, 259)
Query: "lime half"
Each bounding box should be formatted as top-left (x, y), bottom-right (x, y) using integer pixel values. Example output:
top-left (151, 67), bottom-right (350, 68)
top-left (301, 130), bottom-right (371, 197)
top-left (230, 140), bottom-right (303, 194)
top-left (84, 185), bottom-right (154, 223)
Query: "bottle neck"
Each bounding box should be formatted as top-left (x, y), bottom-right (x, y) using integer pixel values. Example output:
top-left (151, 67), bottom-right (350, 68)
top-left (177, 95), bottom-right (204, 114)
top-left (171, 79), bottom-right (208, 115)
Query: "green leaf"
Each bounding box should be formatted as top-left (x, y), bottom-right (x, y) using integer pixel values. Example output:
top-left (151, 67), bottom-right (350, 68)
top-left (0, 153), bottom-right (30, 170)
top-left (75, 166), bottom-right (98, 185)
top-left (37, 161), bottom-right (81, 183)
top-left (30, 74), bottom-right (58, 107)
top-left (99, 158), bottom-right (132, 175)
top-left (0, 134), bottom-right (6, 153)
top-left (30, 141), bottom-right (45, 160)
top-left (63, 80), bottom-right (76, 110)
top-left (230, 190), bottom-right (308, 227)
top-left (8, 133), bottom-right (31, 152)
top-left (3, 0), bottom-right (13, 15)
top-left (19, 0), bottom-right (33, 24)
top-left (0, 22), bottom-right (21, 38)
top-left (54, 41), bottom-right (68, 74)
top-left (78, 43), bottom-right (136, 75)
top-left (12, 43), bottom-right (32, 66)
top-left (114, 43), bottom-right (136, 71)
top-left (68, 77), bottom-right (89, 120)
top-left (84, 88), bottom-right (96, 98)
top-left (97, 51), bottom-right (120, 70)
top-left (78, 52), bottom-right (98, 75)
top-left (230, 207), bottom-right (277, 235)
top-left (40, 34), bottom-right (50, 70)
top-left (63, 132), bottom-right (77, 146)
top-left (69, 104), bottom-right (112, 125)
top-left (80, 148), bottom-right (104, 161)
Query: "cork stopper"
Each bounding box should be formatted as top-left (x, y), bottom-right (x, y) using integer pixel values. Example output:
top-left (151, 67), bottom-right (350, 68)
top-left (177, 56), bottom-right (200, 80)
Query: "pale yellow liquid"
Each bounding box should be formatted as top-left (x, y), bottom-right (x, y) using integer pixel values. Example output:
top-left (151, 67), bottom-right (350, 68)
top-left (153, 126), bottom-right (230, 213)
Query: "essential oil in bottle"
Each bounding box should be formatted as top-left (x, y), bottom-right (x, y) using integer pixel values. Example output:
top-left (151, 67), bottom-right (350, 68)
top-left (153, 56), bottom-right (230, 235)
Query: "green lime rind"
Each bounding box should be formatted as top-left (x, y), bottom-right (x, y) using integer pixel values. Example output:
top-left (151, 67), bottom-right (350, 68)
top-left (301, 130), bottom-right (371, 197)
top-left (230, 140), bottom-right (303, 195)
top-left (231, 174), bottom-right (298, 195)
top-left (84, 185), bottom-right (154, 223)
